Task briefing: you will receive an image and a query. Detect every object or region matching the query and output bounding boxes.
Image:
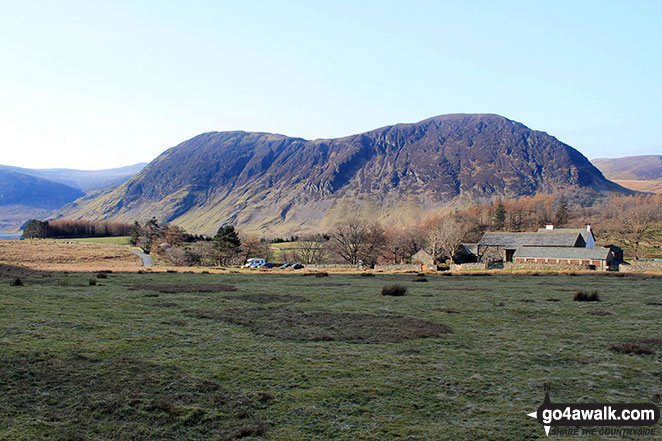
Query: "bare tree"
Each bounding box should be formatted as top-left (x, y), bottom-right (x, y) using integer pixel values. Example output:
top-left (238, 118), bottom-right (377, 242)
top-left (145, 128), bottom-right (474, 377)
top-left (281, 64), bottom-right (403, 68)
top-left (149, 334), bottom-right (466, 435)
top-left (328, 218), bottom-right (385, 266)
top-left (384, 227), bottom-right (429, 263)
top-left (423, 214), bottom-right (474, 264)
top-left (294, 235), bottom-right (327, 264)
top-left (189, 241), bottom-right (215, 266)
top-left (618, 197), bottom-right (661, 259)
top-left (240, 235), bottom-right (263, 263)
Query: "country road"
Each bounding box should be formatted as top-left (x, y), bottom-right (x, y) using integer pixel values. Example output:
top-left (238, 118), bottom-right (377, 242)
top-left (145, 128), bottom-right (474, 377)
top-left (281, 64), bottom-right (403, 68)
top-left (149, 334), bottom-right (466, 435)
top-left (129, 249), bottom-right (153, 267)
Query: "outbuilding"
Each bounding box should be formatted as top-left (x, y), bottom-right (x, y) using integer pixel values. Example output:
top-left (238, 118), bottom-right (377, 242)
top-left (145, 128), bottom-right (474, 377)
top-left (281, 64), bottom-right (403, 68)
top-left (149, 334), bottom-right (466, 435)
top-left (513, 246), bottom-right (614, 271)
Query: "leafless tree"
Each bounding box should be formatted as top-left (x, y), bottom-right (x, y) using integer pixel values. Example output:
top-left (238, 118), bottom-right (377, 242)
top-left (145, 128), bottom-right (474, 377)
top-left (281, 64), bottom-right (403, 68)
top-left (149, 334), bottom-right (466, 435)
top-left (384, 227), bottom-right (429, 263)
top-left (189, 241), bottom-right (215, 266)
top-left (618, 197), bottom-right (662, 259)
top-left (423, 214), bottom-right (474, 264)
top-left (328, 218), bottom-right (386, 266)
top-left (294, 235), bottom-right (327, 264)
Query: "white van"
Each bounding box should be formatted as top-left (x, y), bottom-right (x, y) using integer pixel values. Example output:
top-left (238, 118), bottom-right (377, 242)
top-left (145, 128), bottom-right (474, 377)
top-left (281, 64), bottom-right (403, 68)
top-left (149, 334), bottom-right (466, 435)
top-left (244, 258), bottom-right (265, 268)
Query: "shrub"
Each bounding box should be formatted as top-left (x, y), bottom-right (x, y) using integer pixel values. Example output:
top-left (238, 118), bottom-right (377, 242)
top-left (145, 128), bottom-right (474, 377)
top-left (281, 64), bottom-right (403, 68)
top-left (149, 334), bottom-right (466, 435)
top-left (413, 277), bottom-right (428, 282)
top-left (574, 290), bottom-right (600, 302)
top-left (381, 284), bottom-right (407, 296)
top-left (315, 272), bottom-right (329, 278)
top-left (89, 278), bottom-right (97, 286)
top-left (96, 272), bottom-right (108, 279)
top-left (360, 272), bottom-right (375, 277)
top-left (9, 277), bottom-right (23, 286)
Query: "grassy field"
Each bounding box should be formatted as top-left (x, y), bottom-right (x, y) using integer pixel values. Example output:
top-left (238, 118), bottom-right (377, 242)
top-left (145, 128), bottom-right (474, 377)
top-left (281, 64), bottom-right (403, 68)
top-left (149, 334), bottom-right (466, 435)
top-left (1, 271), bottom-right (661, 440)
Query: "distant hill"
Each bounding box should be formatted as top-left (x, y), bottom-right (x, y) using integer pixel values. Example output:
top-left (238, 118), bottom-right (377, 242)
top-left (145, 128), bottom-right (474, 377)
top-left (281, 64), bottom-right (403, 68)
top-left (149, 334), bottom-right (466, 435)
top-left (0, 163), bottom-right (146, 233)
top-left (0, 170), bottom-right (84, 209)
top-left (61, 114), bottom-right (631, 236)
top-left (0, 163), bottom-right (147, 193)
top-left (592, 155), bottom-right (662, 194)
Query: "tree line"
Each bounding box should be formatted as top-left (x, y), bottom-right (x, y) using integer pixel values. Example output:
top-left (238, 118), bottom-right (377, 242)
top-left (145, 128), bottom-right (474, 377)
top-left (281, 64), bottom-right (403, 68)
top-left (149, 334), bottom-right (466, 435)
top-left (22, 219), bottom-right (132, 239)
top-left (22, 193), bottom-right (662, 265)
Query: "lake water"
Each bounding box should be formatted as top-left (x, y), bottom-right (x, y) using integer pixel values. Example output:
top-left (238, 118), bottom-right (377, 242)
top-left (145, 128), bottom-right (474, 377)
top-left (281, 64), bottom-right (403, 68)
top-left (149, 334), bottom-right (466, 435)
top-left (0, 233), bottom-right (22, 240)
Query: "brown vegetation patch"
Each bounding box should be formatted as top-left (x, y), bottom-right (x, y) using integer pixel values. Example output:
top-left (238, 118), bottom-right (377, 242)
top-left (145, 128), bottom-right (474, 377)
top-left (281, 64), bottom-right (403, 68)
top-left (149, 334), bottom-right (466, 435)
top-left (646, 302), bottom-right (662, 306)
top-left (223, 293), bottom-right (310, 304)
top-left (153, 301), bottom-right (180, 308)
top-left (129, 283), bottom-right (237, 293)
top-left (545, 298), bottom-right (561, 302)
top-left (587, 310), bottom-right (612, 316)
top-left (184, 307), bottom-right (452, 343)
top-left (610, 339), bottom-right (662, 355)
top-left (0, 240), bottom-right (139, 272)
top-left (0, 353), bottom-right (270, 440)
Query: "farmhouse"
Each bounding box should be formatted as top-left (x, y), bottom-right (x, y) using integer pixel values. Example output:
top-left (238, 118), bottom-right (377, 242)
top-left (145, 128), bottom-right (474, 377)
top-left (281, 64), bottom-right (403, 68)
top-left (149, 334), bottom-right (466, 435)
top-left (472, 224), bottom-right (614, 271)
top-left (477, 231), bottom-right (586, 263)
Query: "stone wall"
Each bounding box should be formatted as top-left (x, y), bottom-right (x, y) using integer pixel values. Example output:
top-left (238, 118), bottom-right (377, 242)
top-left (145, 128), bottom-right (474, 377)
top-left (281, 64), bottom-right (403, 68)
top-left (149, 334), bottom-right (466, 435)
top-left (619, 261), bottom-right (662, 272)
top-left (305, 264), bottom-right (357, 269)
top-left (451, 262), bottom-right (487, 271)
top-left (373, 264), bottom-right (421, 271)
top-left (504, 262), bottom-right (594, 271)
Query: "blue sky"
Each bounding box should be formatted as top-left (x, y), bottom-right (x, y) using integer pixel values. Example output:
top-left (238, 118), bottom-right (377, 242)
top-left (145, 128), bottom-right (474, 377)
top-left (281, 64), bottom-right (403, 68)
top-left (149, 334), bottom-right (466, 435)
top-left (1, 0), bottom-right (660, 169)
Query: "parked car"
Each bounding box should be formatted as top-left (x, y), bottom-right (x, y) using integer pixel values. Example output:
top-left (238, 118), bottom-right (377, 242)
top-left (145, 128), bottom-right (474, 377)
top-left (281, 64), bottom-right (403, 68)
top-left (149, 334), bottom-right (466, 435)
top-left (280, 263), bottom-right (291, 268)
top-left (291, 263), bottom-right (304, 269)
top-left (258, 262), bottom-right (274, 268)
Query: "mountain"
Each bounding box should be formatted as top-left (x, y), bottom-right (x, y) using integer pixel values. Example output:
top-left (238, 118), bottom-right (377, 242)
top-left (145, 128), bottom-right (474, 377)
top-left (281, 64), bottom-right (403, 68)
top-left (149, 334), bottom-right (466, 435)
top-left (0, 170), bottom-right (85, 209)
top-left (0, 163), bottom-right (146, 233)
top-left (61, 114), bottom-right (631, 235)
top-left (592, 155), bottom-right (662, 194)
top-left (0, 163), bottom-right (147, 193)
top-left (0, 170), bottom-right (86, 232)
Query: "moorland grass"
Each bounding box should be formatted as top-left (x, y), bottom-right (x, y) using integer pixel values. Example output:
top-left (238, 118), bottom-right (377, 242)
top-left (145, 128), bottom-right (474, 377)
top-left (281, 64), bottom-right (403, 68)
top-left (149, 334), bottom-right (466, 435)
top-left (0, 272), bottom-right (660, 440)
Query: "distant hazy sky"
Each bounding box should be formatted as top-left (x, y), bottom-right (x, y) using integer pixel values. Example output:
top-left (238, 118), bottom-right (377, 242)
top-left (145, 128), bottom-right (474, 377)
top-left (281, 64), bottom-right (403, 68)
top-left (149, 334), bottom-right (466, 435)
top-left (1, 1), bottom-right (660, 169)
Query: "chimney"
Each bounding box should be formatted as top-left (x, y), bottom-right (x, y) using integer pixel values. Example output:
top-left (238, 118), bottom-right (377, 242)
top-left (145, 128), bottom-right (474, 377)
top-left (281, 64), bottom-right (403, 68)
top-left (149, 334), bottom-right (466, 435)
top-left (545, 224), bottom-right (554, 230)
top-left (586, 224), bottom-right (591, 232)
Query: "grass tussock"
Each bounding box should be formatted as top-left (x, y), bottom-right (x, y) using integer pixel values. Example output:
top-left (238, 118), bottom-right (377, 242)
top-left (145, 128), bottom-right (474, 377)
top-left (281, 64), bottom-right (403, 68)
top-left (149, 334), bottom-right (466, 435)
top-left (185, 307), bottom-right (451, 343)
top-left (9, 277), bottom-right (23, 286)
top-left (545, 298), bottom-right (561, 302)
top-left (413, 276), bottom-right (428, 282)
top-left (381, 284), bottom-right (408, 296)
top-left (96, 272), bottom-right (108, 279)
top-left (360, 272), bottom-right (375, 277)
top-left (574, 290), bottom-right (600, 302)
top-left (130, 283), bottom-right (237, 293)
top-left (88, 278), bottom-right (97, 286)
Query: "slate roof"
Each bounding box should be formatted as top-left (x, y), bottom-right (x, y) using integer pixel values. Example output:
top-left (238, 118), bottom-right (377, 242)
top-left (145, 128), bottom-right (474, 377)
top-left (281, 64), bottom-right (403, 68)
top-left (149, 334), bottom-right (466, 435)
top-left (537, 228), bottom-right (593, 244)
top-left (478, 232), bottom-right (584, 248)
top-left (513, 246), bottom-right (611, 260)
top-left (460, 243), bottom-right (478, 255)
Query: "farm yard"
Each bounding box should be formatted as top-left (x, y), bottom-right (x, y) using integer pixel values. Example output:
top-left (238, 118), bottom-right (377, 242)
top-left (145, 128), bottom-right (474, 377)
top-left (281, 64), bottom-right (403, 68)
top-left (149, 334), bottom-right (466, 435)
top-left (1, 269), bottom-right (661, 440)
